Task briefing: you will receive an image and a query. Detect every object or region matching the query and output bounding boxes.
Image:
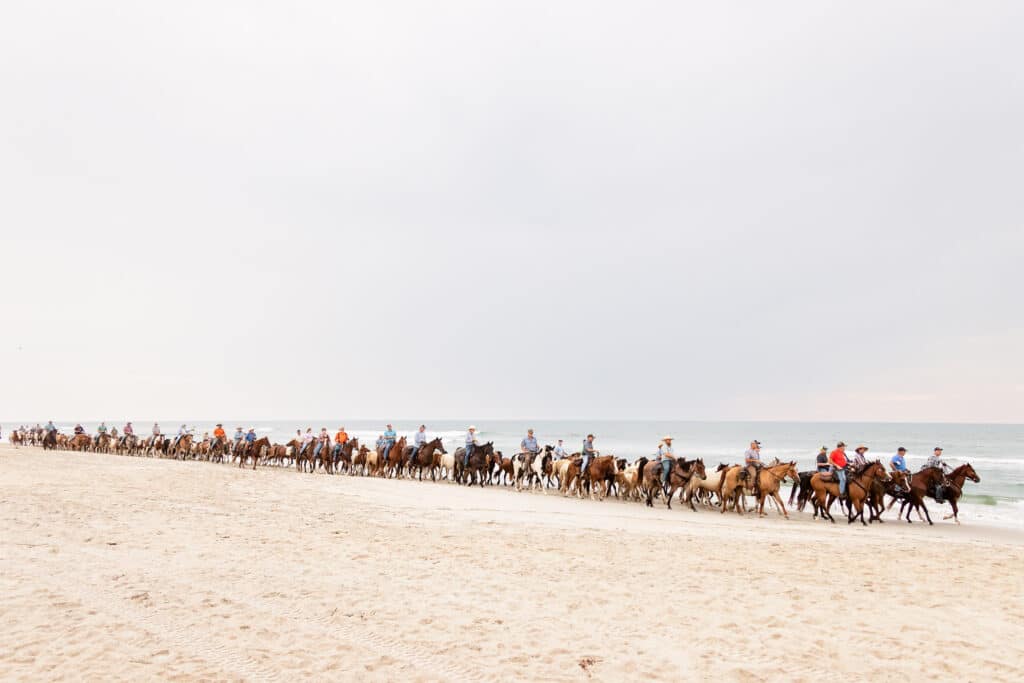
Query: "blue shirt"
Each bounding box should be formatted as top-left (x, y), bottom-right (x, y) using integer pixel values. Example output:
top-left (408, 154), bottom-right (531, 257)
top-left (245, 432), bottom-right (256, 442)
top-left (384, 428), bottom-right (396, 444)
top-left (415, 431), bottom-right (427, 446)
top-left (582, 439), bottom-right (595, 456)
top-left (554, 445), bottom-right (567, 458)
top-left (521, 436), bottom-right (539, 453)
top-left (891, 454), bottom-right (907, 472)
top-left (466, 431), bottom-right (476, 446)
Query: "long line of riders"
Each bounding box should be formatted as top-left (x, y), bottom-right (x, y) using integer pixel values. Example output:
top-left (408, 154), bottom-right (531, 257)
top-left (9, 423), bottom-right (979, 527)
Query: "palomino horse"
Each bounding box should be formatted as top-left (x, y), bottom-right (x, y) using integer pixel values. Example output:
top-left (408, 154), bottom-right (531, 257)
top-left (405, 437), bottom-right (446, 481)
top-left (683, 463), bottom-right (729, 511)
top-left (720, 461), bottom-right (796, 517)
top-left (810, 461), bottom-right (888, 525)
top-left (454, 442), bottom-right (494, 486)
top-left (902, 464), bottom-right (980, 525)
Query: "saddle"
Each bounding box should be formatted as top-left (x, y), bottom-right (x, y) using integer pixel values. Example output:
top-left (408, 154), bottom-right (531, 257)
top-left (818, 471), bottom-right (834, 482)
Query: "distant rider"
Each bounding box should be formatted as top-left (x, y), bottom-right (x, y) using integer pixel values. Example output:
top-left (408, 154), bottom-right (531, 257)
top-left (744, 440), bottom-right (762, 498)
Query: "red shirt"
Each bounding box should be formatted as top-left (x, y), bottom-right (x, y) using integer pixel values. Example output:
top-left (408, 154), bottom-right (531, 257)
top-left (830, 449), bottom-right (847, 468)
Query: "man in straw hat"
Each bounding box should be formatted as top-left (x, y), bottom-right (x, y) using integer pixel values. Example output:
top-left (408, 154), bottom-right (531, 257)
top-left (851, 445), bottom-right (870, 470)
top-left (464, 426), bottom-right (479, 467)
top-left (657, 436), bottom-right (675, 492)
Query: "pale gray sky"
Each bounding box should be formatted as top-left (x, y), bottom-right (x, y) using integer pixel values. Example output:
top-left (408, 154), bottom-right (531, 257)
top-left (1, 2), bottom-right (1022, 423)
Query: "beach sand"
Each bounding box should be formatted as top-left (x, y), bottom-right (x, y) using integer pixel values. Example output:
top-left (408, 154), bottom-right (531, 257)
top-left (1, 443), bottom-right (1022, 682)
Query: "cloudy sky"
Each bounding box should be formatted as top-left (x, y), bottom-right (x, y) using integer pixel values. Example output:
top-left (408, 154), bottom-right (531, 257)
top-left (1, 2), bottom-right (1021, 423)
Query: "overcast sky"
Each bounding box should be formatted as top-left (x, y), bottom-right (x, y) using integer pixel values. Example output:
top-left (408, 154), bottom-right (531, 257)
top-left (1, 2), bottom-right (1021, 423)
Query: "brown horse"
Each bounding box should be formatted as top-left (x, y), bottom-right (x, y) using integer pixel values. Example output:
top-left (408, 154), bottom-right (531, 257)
top-left (751, 461), bottom-right (799, 518)
top-left (406, 437), bottom-right (446, 481)
top-left (896, 467), bottom-right (950, 525)
top-left (237, 437), bottom-right (270, 470)
top-left (331, 438), bottom-right (358, 474)
top-left (381, 437), bottom-right (408, 478)
top-left (583, 455), bottom-right (619, 500)
top-left (902, 464), bottom-right (980, 525)
top-left (641, 458), bottom-right (707, 509)
top-left (95, 433), bottom-right (111, 453)
top-left (171, 434), bottom-right (193, 460)
top-left (810, 461), bottom-right (888, 525)
top-left (69, 433), bottom-right (91, 452)
top-left (352, 444), bottom-right (370, 475)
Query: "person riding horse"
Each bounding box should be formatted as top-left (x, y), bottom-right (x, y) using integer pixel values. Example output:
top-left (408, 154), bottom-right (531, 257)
top-left (924, 446), bottom-right (952, 501)
top-left (463, 426), bottom-right (478, 467)
top-left (410, 425), bottom-right (427, 468)
top-left (744, 440), bottom-right (762, 498)
top-left (581, 434), bottom-right (597, 479)
top-left (829, 442), bottom-right (849, 500)
top-left (658, 436), bottom-right (675, 492)
top-left (381, 424), bottom-right (397, 467)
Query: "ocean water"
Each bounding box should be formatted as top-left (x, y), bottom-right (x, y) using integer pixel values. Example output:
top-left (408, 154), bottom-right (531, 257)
top-left (14, 419), bottom-right (1023, 529)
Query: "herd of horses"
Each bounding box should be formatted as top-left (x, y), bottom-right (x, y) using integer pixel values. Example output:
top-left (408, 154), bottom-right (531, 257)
top-left (12, 428), bottom-right (979, 525)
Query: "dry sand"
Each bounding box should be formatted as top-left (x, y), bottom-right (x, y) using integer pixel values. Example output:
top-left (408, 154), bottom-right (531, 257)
top-left (2, 443), bottom-right (1022, 682)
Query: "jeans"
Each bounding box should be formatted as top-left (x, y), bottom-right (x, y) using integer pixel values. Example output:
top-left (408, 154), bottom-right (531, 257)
top-left (661, 459), bottom-right (672, 485)
top-left (464, 445), bottom-right (474, 467)
top-left (581, 454), bottom-right (592, 475)
top-left (836, 468), bottom-right (847, 496)
top-left (383, 443), bottom-right (393, 463)
top-left (410, 445), bottom-right (420, 462)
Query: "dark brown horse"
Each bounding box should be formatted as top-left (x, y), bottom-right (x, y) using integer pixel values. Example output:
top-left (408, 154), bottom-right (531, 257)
top-left (641, 458), bottom-right (707, 509)
top-left (454, 442), bottom-right (494, 486)
top-left (897, 467), bottom-right (949, 525)
top-left (810, 461), bottom-right (888, 525)
top-left (332, 438), bottom-right (358, 474)
top-left (902, 464), bottom-right (980, 525)
top-left (406, 437), bottom-right (446, 481)
top-left (238, 437), bottom-right (270, 470)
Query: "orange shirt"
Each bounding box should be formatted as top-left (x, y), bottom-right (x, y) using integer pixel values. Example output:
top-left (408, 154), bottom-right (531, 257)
top-left (213, 427), bottom-right (226, 439)
top-left (335, 430), bottom-right (348, 445)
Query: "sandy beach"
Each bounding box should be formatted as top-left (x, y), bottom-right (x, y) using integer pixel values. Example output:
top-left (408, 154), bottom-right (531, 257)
top-left (2, 443), bottom-right (1022, 682)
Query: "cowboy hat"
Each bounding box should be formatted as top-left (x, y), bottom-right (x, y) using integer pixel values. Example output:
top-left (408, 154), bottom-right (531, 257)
top-left (468, 425), bottom-right (477, 431)
top-left (855, 445), bottom-right (869, 453)
top-left (662, 435), bottom-right (673, 441)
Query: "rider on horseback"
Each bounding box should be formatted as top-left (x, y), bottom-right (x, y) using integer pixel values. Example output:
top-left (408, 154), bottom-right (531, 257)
top-left (925, 446), bottom-right (951, 501)
top-left (744, 441), bottom-right (762, 499)
top-left (521, 429), bottom-right (540, 459)
top-left (815, 446), bottom-right (830, 473)
top-left (410, 425), bottom-right (427, 467)
top-left (658, 437), bottom-right (675, 492)
top-left (851, 445), bottom-right (869, 471)
top-left (212, 423), bottom-right (226, 452)
top-left (890, 447), bottom-right (908, 474)
top-left (581, 434), bottom-right (597, 478)
top-left (382, 424), bottom-right (396, 465)
top-left (554, 439), bottom-right (568, 459)
top-left (464, 426), bottom-right (478, 467)
top-left (829, 442), bottom-right (849, 499)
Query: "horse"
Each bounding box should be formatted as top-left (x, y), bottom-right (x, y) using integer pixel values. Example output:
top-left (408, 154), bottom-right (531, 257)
top-left (521, 447), bottom-right (554, 493)
top-left (69, 433), bottom-right (91, 452)
top-left (95, 433), bottom-right (111, 453)
top-left (236, 437), bottom-right (270, 470)
top-left (406, 437), bottom-right (446, 481)
top-left (683, 464), bottom-right (729, 511)
top-left (170, 434), bottom-right (194, 460)
top-left (331, 438), bottom-right (358, 474)
top-left (208, 436), bottom-right (227, 464)
top-left (42, 430), bottom-right (57, 450)
top-left (905, 463), bottom-right (980, 525)
top-left (642, 458), bottom-right (707, 509)
top-left (453, 442), bottom-right (494, 486)
top-left (810, 461), bottom-right (888, 525)
top-left (751, 461), bottom-right (799, 518)
top-left (582, 455), bottom-right (619, 501)
top-left (896, 467), bottom-right (949, 525)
